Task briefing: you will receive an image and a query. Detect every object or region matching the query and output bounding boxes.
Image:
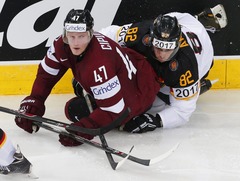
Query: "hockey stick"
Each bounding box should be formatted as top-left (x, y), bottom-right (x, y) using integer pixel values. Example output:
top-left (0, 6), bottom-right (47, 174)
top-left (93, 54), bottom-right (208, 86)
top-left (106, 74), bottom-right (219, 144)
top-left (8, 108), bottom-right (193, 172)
top-left (0, 105), bottom-right (179, 167)
top-left (0, 105), bottom-right (129, 136)
top-left (34, 121), bottom-right (179, 167)
top-left (98, 134), bottom-right (133, 170)
top-left (82, 90), bottom-right (127, 170)
top-left (0, 105), bottom-right (132, 169)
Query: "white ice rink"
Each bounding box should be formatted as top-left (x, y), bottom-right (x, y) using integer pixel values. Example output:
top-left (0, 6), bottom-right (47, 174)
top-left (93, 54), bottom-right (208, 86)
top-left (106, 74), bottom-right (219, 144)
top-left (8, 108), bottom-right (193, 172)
top-left (0, 90), bottom-right (240, 181)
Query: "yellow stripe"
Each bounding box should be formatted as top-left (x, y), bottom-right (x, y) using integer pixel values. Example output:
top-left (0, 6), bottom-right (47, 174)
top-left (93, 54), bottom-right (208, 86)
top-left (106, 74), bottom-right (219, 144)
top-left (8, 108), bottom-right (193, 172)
top-left (0, 58), bottom-right (240, 95)
top-left (0, 64), bottom-right (73, 95)
top-left (207, 59), bottom-right (240, 89)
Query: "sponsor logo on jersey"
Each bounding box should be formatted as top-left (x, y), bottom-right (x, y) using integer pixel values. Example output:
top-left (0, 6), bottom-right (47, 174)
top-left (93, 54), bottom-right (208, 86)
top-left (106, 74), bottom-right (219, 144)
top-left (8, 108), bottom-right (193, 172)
top-left (91, 76), bottom-right (121, 100)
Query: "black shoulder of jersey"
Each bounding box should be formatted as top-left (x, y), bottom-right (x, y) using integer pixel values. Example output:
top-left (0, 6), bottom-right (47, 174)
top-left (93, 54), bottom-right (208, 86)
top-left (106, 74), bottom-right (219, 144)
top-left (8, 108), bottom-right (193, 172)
top-left (124, 20), bottom-right (153, 55)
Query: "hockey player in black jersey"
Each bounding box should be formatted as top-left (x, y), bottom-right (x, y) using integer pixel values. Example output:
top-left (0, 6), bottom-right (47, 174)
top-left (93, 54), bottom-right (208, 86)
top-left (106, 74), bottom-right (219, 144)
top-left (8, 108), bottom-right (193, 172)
top-left (73, 5), bottom-right (228, 132)
top-left (99, 4), bottom-right (227, 132)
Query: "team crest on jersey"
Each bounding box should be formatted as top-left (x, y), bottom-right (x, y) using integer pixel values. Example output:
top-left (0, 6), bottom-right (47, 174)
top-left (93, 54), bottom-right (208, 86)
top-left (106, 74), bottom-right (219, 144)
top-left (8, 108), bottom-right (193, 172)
top-left (142, 34), bottom-right (151, 46)
top-left (169, 59), bottom-right (178, 71)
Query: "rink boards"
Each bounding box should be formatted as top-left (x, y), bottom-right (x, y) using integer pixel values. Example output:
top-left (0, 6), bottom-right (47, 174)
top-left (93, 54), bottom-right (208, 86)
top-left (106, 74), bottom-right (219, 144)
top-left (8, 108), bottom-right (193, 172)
top-left (0, 57), bottom-right (240, 95)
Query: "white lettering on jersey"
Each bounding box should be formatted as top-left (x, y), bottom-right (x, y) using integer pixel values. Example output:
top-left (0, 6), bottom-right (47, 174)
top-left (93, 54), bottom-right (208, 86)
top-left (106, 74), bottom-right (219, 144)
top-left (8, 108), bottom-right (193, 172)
top-left (94, 65), bottom-right (108, 83)
top-left (95, 33), bottom-right (112, 50)
top-left (171, 81), bottom-right (199, 100)
top-left (91, 75), bottom-right (120, 100)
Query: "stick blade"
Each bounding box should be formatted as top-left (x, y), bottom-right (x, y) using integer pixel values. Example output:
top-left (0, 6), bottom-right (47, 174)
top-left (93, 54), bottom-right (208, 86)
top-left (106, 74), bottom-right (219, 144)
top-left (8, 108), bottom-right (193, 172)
top-left (149, 143), bottom-right (180, 165)
top-left (115, 146), bottom-right (134, 170)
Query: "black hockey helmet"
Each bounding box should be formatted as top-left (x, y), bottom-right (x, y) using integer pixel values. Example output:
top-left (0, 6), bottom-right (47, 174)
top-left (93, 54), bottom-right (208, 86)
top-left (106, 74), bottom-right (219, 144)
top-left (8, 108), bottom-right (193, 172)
top-left (64, 9), bottom-right (94, 30)
top-left (63, 9), bottom-right (94, 43)
top-left (150, 14), bottom-right (182, 60)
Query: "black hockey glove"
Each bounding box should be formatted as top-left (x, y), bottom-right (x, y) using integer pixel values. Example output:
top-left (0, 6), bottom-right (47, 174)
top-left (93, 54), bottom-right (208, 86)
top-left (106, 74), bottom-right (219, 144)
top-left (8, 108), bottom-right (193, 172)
top-left (122, 113), bottom-right (162, 133)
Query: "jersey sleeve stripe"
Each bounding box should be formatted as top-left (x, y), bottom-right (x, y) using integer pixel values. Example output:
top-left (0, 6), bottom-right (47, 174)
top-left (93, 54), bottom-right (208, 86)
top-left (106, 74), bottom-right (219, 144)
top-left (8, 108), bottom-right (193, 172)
top-left (100, 98), bottom-right (125, 114)
top-left (41, 59), bottom-right (60, 75)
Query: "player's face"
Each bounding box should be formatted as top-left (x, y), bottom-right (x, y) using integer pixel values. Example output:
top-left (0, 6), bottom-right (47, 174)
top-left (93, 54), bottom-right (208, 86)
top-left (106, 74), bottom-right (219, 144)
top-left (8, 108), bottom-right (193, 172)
top-left (66, 31), bottom-right (91, 55)
top-left (153, 46), bottom-right (174, 63)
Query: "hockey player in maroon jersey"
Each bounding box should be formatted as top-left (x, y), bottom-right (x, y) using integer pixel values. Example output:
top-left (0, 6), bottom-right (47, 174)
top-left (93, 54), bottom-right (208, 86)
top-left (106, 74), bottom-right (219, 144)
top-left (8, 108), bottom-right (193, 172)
top-left (0, 128), bottom-right (32, 175)
top-left (97, 5), bottom-right (227, 132)
top-left (14, 9), bottom-right (160, 146)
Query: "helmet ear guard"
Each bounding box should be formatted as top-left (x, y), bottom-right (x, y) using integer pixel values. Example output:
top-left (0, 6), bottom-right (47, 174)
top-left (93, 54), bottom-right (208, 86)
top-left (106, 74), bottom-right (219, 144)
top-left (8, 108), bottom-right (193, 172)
top-left (62, 9), bottom-right (94, 44)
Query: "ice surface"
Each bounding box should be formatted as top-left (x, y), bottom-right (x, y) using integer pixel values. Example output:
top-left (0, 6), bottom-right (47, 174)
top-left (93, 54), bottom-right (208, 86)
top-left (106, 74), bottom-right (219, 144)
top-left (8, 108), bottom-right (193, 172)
top-left (0, 90), bottom-right (240, 181)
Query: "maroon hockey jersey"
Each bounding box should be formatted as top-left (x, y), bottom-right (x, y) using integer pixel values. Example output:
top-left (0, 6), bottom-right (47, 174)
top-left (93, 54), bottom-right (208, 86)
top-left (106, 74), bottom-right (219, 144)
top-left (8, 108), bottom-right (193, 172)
top-left (30, 32), bottom-right (160, 129)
